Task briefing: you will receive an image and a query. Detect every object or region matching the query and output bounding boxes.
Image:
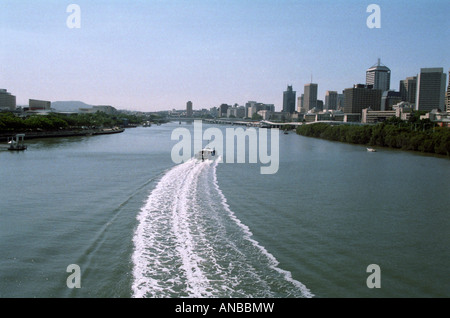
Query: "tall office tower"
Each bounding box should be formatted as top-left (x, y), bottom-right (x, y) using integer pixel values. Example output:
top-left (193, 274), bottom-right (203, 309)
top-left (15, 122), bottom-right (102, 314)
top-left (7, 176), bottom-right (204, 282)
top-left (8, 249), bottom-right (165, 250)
top-left (245, 101), bottom-right (257, 118)
top-left (317, 100), bottom-right (324, 111)
top-left (0, 89), bottom-right (16, 110)
top-left (416, 68), bottom-right (447, 112)
top-left (325, 91), bottom-right (338, 110)
top-left (297, 94), bottom-right (304, 113)
top-left (283, 85), bottom-right (296, 113)
top-left (399, 76), bottom-right (417, 104)
top-left (366, 58), bottom-right (391, 92)
top-left (304, 83), bottom-right (318, 111)
top-left (219, 104), bottom-right (230, 117)
top-left (343, 84), bottom-right (382, 114)
top-left (337, 94), bottom-right (345, 110)
top-left (186, 101), bottom-right (193, 117)
top-left (446, 70), bottom-right (450, 112)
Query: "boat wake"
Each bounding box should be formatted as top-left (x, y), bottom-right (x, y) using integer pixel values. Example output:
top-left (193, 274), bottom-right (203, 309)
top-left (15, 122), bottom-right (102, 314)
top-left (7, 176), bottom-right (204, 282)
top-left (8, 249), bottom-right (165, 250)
top-left (132, 157), bottom-right (313, 298)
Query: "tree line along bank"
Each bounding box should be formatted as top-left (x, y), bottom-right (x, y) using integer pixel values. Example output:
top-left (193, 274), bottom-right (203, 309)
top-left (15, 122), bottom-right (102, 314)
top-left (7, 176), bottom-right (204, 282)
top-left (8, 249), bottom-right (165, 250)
top-left (295, 115), bottom-right (450, 157)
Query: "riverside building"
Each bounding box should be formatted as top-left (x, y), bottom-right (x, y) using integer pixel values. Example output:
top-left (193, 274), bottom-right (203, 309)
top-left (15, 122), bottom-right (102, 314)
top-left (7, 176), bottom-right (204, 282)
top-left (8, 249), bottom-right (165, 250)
top-left (282, 85), bottom-right (296, 114)
top-left (343, 84), bottom-right (382, 114)
top-left (416, 67), bottom-right (447, 112)
top-left (0, 89), bottom-right (16, 111)
top-left (366, 59), bottom-right (391, 92)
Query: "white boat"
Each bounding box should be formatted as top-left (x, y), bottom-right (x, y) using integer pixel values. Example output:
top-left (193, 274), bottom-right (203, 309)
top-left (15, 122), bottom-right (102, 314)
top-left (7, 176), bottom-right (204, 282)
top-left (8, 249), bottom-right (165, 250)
top-left (7, 134), bottom-right (27, 151)
top-left (367, 148), bottom-right (377, 152)
top-left (195, 147), bottom-right (216, 161)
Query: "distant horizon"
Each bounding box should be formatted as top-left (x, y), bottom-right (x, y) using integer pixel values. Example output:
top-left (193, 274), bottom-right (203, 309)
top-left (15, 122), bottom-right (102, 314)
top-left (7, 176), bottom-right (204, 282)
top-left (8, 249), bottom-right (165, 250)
top-left (1, 0), bottom-right (449, 112)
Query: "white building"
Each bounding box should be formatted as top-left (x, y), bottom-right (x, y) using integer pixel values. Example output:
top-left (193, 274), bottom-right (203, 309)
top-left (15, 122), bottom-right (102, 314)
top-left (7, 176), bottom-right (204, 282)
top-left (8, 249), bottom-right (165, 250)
top-left (366, 59), bottom-right (391, 92)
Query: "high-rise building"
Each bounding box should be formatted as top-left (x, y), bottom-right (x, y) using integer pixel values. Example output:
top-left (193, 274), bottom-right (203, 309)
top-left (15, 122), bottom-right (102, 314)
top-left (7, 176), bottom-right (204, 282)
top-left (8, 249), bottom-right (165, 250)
top-left (297, 94), bottom-right (304, 113)
top-left (186, 101), bottom-right (193, 117)
top-left (416, 68), bottom-right (446, 112)
top-left (219, 104), bottom-right (230, 117)
top-left (366, 59), bottom-right (391, 92)
top-left (399, 76), bottom-right (417, 104)
top-left (325, 91), bottom-right (338, 110)
top-left (446, 70), bottom-right (450, 112)
top-left (343, 84), bottom-right (382, 114)
top-left (381, 91), bottom-right (402, 111)
top-left (304, 83), bottom-right (318, 111)
top-left (337, 94), bottom-right (345, 110)
top-left (283, 85), bottom-right (296, 113)
top-left (245, 101), bottom-right (257, 118)
top-left (317, 100), bottom-right (324, 111)
top-left (0, 89), bottom-right (16, 110)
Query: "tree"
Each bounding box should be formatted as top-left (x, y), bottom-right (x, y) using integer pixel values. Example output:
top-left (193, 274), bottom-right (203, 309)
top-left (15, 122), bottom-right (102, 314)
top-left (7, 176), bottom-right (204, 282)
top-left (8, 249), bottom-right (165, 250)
top-left (252, 113), bottom-right (263, 120)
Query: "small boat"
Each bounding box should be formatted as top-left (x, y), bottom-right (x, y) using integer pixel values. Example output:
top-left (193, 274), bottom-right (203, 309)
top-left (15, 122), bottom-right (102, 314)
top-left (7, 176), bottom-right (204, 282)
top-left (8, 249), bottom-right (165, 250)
top-left (367, 148), bottom-right (376, 152)
top-left (195, 147), bottom-right (216, 161)
top-left (8, 134), bottom-right (27, 151)
top-left (284, 131), bottom-right (289, 135)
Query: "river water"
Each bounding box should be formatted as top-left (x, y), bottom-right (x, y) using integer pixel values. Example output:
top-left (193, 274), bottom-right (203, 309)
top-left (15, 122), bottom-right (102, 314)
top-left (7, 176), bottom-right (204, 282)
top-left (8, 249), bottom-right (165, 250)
top-left (0, 122), bottom-right (448, 298)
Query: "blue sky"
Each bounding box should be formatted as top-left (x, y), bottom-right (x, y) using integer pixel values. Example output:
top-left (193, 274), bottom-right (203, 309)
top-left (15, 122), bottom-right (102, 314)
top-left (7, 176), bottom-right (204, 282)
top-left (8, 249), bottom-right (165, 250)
top-left (1, 0), bottom-right (448, 111)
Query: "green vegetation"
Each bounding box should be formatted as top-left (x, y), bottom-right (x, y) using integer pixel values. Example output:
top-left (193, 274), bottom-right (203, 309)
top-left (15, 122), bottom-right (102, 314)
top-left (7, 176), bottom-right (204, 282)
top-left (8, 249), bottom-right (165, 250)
top-left (252, 113), bottom-right (263, 120)
top-left (296, 115), bottom-right (450, 157)
top-left (0, 111), bottom-right (164, 133)
top-left (281, 124), bottom-right (294, 131)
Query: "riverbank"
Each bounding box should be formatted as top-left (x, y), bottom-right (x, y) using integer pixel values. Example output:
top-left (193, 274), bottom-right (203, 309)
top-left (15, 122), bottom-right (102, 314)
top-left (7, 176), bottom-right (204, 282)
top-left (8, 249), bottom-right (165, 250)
top-left (296, 122), bottom-right (450, 157)
top-left (0, 127), bottom-right (124, 142)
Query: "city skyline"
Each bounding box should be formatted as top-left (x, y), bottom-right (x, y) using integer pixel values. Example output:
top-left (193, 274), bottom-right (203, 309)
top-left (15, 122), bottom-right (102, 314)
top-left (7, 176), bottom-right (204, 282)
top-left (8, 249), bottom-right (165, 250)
top-left (1, 0), bottom-right (449, 111)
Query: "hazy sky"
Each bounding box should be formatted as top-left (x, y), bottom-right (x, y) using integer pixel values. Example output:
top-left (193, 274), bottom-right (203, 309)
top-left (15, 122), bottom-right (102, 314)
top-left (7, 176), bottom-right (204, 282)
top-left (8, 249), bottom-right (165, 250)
top-left (1, 0), bottom-right (449, 112)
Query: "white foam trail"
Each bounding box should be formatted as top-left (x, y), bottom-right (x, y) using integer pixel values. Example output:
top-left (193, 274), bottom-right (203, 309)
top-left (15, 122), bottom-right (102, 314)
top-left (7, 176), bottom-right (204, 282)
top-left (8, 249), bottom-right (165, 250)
top-left (132, 156), bottom-right (314, 298)
top-left (211, 156), bottom-right (314, 298)
top-left (169, 159), bottom-right (212, 297)
top-left (132, 159), bottom-right (215, 298)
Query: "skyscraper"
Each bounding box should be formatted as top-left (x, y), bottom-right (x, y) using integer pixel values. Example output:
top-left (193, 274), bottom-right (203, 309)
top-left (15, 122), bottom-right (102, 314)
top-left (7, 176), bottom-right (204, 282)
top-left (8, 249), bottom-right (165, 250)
top-left (343, 84), bottom-right (382, 114)
top-left (337, 94), bottom-right (345, 110)
top-left (325, 91), bottom-right (338, 110)
top-left (297, 94), bottom-right (303, 113)
top-left (304, 83), bottom-right (318, 111)
top-left (399, 76), bottom-right (417, 104)
top-left (186, 101), bottom-right (193, 117)
top-left (446, 70), bottom-right (450, 112)
top-left (283, 85), bottom-right (296, 113)
top-left (415, 68), bottom-right (446, 112)
top-left (219, 104), bottom-right (230, 117)
top-left (366, 59), bottom-right (391, 92)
